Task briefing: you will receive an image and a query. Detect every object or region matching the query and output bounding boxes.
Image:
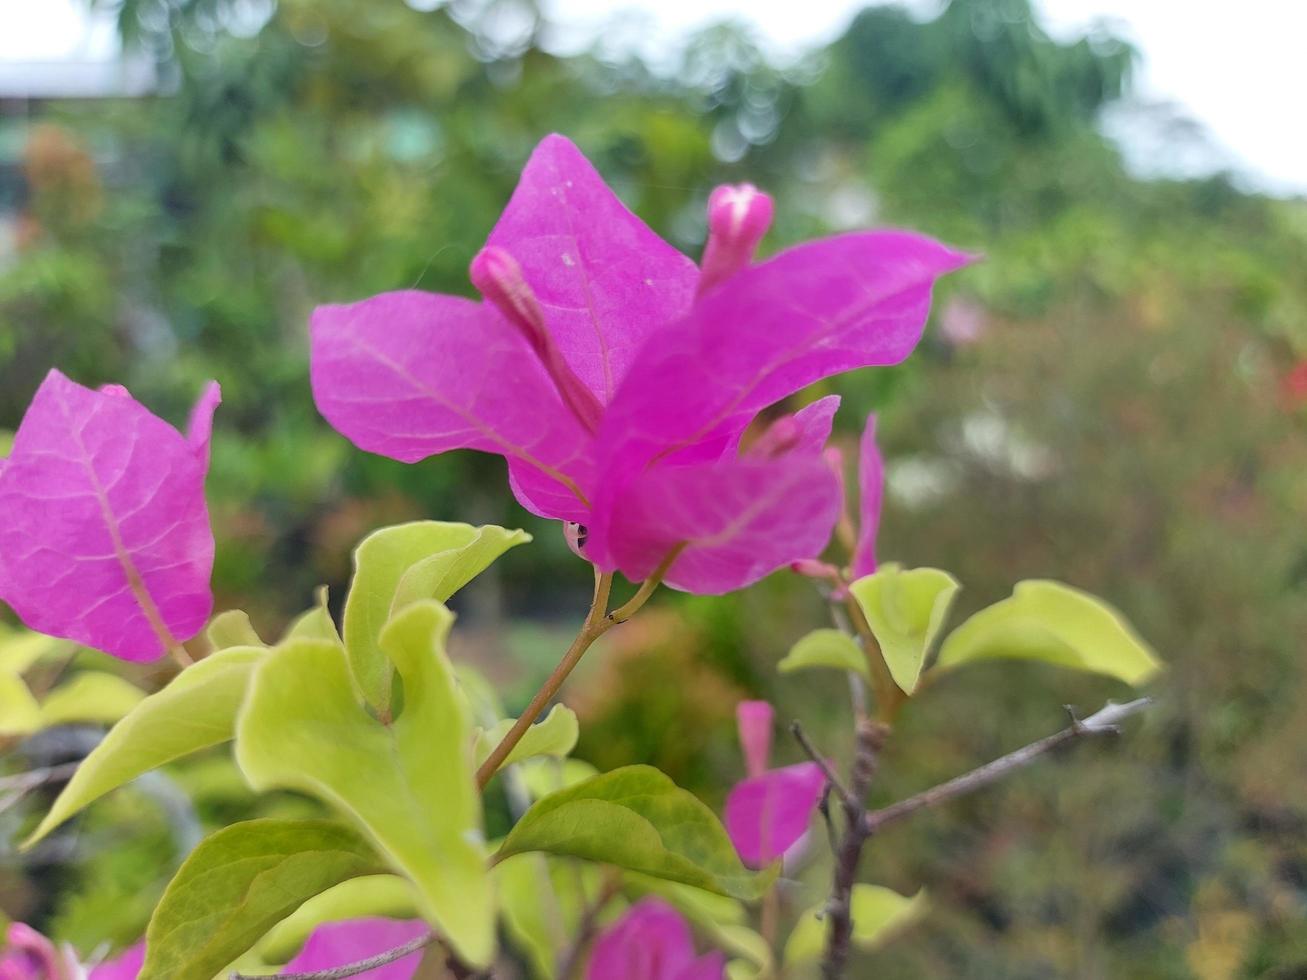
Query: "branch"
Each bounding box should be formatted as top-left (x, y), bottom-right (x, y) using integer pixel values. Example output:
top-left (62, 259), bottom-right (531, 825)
top-left (790, 721), bottom-right (858, 812)
top-left (822, 716), bottom-right (888, 980)
top-left (863, 698), bottom-right (1153, 834)
top-left (231, 931), bottom-right (438, 980)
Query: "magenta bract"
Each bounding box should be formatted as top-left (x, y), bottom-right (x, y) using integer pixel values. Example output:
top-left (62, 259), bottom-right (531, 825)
top-left (88, 941), bottom-right (146, 980)
top-left (586, 898), bottom-right (724, 980)
top-left (310, 134), bottom-right (968, 593)
top-left (0, 371), bottom-right (218, 661)
top-left (0, 923), bottom-right (79, 980)
top-left (852, 413), bottom-right (884, 579)
top-left (280, 918), bottom-right (426, 979)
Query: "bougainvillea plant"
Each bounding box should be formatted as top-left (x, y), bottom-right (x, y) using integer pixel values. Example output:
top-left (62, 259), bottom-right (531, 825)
top-left (0, 135), bottom-right (1160, 979)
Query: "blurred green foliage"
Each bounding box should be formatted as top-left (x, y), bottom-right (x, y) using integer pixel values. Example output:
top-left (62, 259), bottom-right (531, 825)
top-left (2, 0), bottom-right (1305, 975)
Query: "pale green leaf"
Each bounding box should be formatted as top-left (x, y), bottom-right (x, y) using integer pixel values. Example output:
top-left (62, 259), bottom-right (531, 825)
top-left (24, 646), bottom-right (265, 847)
top-left (934, 580), bottom-right (1161, 687)
top-left (777, 629), bottom-right (869, 683)
top-left (207, 610), bottom-right (265, 651)
top-left (456, 663), bottom-right (506, 727)
top-left (713, 924), bottom-right (772, 971)
top-left (235, 601), bottom-right (495, 967)
top-left (783, 886), bottom-right (927, 967)
top-left (280, 586), bottom-right (341, 646)
top-left (495, 854), bottom-right (609, 980)
top-left (39, 672), bottom-right (144, 726)
top-left (255, 875), bottom-right (420, 964)
top-left (622, 873), bottom-right (746, 928)
top-left (140, 819), bottom-right (387, 980)
top-left (519, 759), bottom-right (600, 801)
top-left (475, 704), bottom-right (579, 772)
top-left (849, 564), bottom-right (960, 694)
top-left (0, 670), bottom-right (41, 736)
top-left (726, 960), bottom-right (760, 980)
top-left (0, 627), bottom-right (71, 675)
top-left (495, 765), bottom-right (774, 901)
top-left (343, 521), bottom-right (529, 711)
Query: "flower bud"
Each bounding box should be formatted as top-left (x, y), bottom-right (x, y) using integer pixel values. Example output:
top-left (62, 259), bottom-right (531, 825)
top-left (736, 700), bottom-right (774, 778)
top-left (470, 246), bottom-right (604, 433)
top-left (563, 521), bottom-right (588, 559)
top-left (698, 183), bottom-right (774, 296)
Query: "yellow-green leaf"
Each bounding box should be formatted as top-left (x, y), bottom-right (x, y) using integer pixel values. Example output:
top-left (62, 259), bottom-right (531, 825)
top-left (783, 886), bottom-right (927, 966)
top-left (343, 521), bottom-right (529, 712)
top-left (495, 854), bottom-right (609, 979)
top-left (849, 564), bottom-right (960, 694)
top-left (935, 580), bottom-right (1161, 687)
top-left (140, 819), bottom-right (387, 980)
top-left (24, 646), bottom-right (265, 847)
top-left (475, 704), bottom-right (579, 773)
top-left (235, 601), bottom-right (494, 967)
top-left (495, 765), bottom-right (774, 901)
top-left (39, 672), bottom-right (144, 727)
top-left (207, 610), bottom-right (265, 651)
top-left (0, 627), bottom-right (70, 674)
top-left (0, 670), bottom-right (41, 736)
top-left (255, 875), bottom-right (420, 965)
top-left (777, 629), bottom-right (869, 683)
top-left (280, 586), bottom-right (341, 646)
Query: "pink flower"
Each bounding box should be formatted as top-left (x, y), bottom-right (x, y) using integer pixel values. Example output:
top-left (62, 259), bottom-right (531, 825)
top-left (311, 134), bottom-right (968, 594)
top-left (851, 414), bottom-right (884, 580)
top-left (0, 922), bottom-right (80, 980)
top-left (586, 898), bottom-right (724, 980)
top-left (88, 941), bottom-right (144, 980)
top-left (280, 919), bottom-right (426, 979)
top-left (724, 700), bottom-right (826, 867)
top-left (0, 371), bottom-right (219, 661)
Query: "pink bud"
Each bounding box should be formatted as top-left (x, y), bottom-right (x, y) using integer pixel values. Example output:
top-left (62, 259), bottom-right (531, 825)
top-left (698, 184), bottom-right (774, 296)
top-left (736, 700), bottom-right (774, 779)
top-left (470, 246), bottom-right (604, 433)
top-left (747, 415), bottom-right (802, 459)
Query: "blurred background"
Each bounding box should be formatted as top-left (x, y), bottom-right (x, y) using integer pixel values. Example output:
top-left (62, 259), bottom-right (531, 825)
top-left (1, 0), bottom-right (1305, 976)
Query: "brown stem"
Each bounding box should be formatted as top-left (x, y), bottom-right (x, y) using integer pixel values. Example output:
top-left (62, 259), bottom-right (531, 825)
top-left (864, 698), bottom-right (1152, 834)
top-left (822, 716), bottom-right (888, 980)
top-left (475, 547), bottom-right (682, 789)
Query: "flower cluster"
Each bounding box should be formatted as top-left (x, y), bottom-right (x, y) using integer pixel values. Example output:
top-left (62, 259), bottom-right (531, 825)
top-left (311, 134), bottom-right (967, 593)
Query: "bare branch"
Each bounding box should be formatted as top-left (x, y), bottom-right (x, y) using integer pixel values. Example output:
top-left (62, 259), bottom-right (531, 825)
top-left (864, 698), bottom-right (1152, 834)
top-left (230, 932), bottom-right (437, 980)
top-left (790, 720), bottom-right (859, 811)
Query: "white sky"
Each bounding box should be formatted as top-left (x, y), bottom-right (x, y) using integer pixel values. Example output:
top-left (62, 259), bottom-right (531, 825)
top-left (2, 0), bottom-right (1304, 195)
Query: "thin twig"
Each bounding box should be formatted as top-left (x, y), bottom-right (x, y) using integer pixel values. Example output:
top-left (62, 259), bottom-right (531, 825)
top-left (231, 931), bottom-right (437, 980)
top-left (863, 698), bottom-right (1153, 833)
top-left (790, 721), bottom-right (858, 811)
top-left (556, 868), bottom-right (623, 980)
top-left (0, 761), bottom-right (80, 814)
top-left (821, 716), bottom-right (888, 980)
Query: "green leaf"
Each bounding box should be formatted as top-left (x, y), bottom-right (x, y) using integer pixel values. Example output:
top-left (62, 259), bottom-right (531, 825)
top-left (280, 586), bottom-right (341, 646)
top-left (207, 610), bottom-right (265, 651)
top-left (39, 671), bottom-right (144, 726)
top-left (0, 670), bottom-right (41, 736)
top-left (255, 875), bottom-right (420, 964)
top-left (343, 521), bottom-right (529, 712)
top-left (475, 704), bottom-right (579, 772)
top-left (0, 627), bottom-right (71, 674)
top-left (495, 855), bottom-right (608, 980)
top-left (235, 601), bottom-right (495, 967)
top-left (934, 580), bottom-right (1162, 687)
top-left (495, 765), bottom-right (773, 901)
top-left (849, 564), bottom-right (960, 694)
top-left (140, 819), bottom-right (388, 980)
top-left (777, 629), bottom-right (869, 683)
top-left (622, 873), bottom-right (746, 928)
top-left (519, 759), bottom-right (600, 801)
top-left (24, 645), bottom-right (265, 847)
top-left (783, 885), bottom-right (927, 966)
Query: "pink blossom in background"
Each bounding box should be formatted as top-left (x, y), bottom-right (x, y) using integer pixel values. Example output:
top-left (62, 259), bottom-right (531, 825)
top-left (280, 918), bottom-right (426, 979)
top-left (586, 898), bottom-right (723, 980)
top-left (88, 941), bottom-right (145, 980)
top-left (851, 413), bottom-right (884, 580)
top-left (724, 700), bottom-right (826, 867)
top-left (312, 134), bottom-right (969, 595)
top-left (938, 295), bottom-right (987, 347)
top-left (0, 923), bottom-right (80, 980)
top-left (0, 371), bottom-right (219, 661)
